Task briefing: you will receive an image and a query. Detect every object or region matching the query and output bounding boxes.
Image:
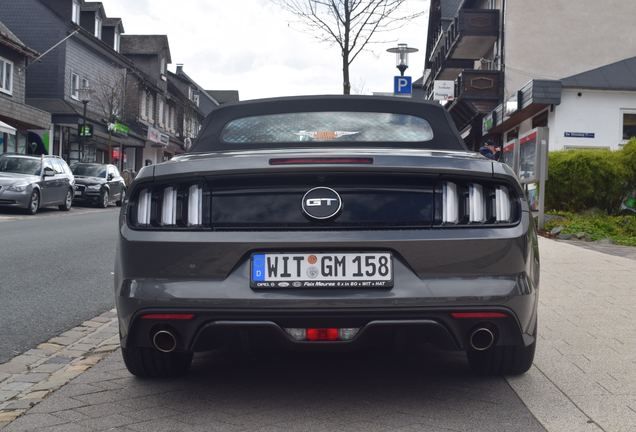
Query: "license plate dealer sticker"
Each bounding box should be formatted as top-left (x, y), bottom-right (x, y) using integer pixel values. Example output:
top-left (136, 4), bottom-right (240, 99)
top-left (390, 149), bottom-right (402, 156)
top-left (251, 253), bottom-right (393, 288)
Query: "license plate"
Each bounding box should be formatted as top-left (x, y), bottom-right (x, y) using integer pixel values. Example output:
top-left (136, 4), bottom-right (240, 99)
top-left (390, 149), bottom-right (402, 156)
top-left (74, 191), bottom-right (82, 196)
top-left (251, 253), bottom-right (393, 288)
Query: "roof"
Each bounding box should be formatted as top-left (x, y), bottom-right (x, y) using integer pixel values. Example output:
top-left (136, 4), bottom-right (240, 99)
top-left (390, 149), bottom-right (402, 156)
top-left (561, 56), bottom-right (636, 91)
top-left (120, 35), bottom-right (171, 63)
top-left (82, 2), bottom-right (104, 13)
top-left (103, 17), bottom-right (124, 32)
top-left (26, 98), bottom-right (80, 115)
top-left (0, 20), bottom-right (39, 58)
top-left (206, 90), bottom-right (240, 105)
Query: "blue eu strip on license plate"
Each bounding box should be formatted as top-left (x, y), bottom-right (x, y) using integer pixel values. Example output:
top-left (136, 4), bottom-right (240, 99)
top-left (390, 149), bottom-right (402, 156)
top-left (250, 252), bottom-right (393, 289)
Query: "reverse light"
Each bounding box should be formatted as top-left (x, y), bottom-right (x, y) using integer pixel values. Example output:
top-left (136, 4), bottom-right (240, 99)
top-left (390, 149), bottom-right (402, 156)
top-left (284, 328), bottom-right (307, 341)
top-left (137, 189), bottom-right (152, 226)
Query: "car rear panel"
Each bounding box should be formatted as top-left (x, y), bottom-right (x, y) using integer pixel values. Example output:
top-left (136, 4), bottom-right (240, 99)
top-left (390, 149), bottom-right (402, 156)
top-left (116, 148), bottom-right (539, 351)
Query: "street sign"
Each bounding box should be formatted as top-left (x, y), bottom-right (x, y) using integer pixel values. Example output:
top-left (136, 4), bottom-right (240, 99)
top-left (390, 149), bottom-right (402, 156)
top-left (433, 80), bottom-right (455, 101)
top-left (78, 124), bottom-right (93, 138)
top-left (394, 76), bottom-right (412, 95)
top-left (108, 122), bottom-right (129, 136)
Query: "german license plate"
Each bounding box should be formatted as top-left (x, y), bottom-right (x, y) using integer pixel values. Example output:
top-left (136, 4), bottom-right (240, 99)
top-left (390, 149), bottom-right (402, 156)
top-left (251, 253), bottom-right (393, 288)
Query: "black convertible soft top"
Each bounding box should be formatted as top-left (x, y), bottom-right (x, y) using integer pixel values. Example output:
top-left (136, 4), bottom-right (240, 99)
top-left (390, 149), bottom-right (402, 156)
top-left (191, 95), bottom-right (467, 153)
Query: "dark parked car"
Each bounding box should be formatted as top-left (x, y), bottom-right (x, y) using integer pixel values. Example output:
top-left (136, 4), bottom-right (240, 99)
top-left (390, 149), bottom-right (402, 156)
top-left (115, 96), bottom-right (540, 378)
top-left (72, 163), bottom-right (126, 208)
top-left (0, 154), bottom-right (75, 214)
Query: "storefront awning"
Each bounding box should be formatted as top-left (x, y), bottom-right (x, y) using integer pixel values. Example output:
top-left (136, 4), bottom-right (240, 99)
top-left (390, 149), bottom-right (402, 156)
top-left (0, 120), bottom-right (17, 135)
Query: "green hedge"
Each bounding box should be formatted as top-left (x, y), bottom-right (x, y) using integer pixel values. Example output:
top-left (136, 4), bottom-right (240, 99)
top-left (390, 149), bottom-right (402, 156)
top-left (545, 139), bottom-right (635, 214)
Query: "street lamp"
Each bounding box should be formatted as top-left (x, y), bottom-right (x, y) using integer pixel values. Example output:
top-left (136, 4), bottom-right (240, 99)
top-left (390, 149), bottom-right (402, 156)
top-left (77, 86), bottom-right (93, 161)
top-left (386, 43), bottom-right (418, 76)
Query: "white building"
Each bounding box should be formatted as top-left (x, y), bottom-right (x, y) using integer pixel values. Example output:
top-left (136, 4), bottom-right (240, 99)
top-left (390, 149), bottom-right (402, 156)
top-left (485, 56), bottom-right (636, 151)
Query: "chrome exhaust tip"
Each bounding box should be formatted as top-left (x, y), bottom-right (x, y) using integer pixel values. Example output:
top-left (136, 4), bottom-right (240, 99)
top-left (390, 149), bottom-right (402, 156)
top-left (152, 330), bottom-right (177, 353)
top-left (469, 327), bottom-right (495, 351)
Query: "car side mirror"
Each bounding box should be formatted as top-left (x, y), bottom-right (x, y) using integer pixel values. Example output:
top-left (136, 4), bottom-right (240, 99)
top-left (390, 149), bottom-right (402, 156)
top-left (107, 174), bottom-right (114, 181)
top-left (43, 167), bottom-right (55, 177)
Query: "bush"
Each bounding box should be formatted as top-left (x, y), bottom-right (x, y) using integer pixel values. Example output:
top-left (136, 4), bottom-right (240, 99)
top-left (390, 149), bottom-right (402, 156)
top-left (622, 138), bottom-right (636, 191)
top-left (545, 147), bottom-right (630, 214)
top-left (545, 211), bottom-right (636, 246)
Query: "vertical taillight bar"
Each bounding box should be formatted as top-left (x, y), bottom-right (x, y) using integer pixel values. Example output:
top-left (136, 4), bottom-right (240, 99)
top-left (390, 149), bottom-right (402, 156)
top-left (188, 184), bottom-right (203, 226)
top-left (495, 186), bottom-right (511, 222)
top-left (137, 189), bottom-right (152, 226)
top-left (161, 187), bottom-right (177, 226)
top-left (442, 182), bottom-right (458, 224)
top-left (468, 184), bottom-right (486, 223)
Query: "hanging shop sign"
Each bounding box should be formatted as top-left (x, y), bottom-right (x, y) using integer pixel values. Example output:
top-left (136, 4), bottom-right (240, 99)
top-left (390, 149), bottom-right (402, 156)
top-left (108, 122), bottom-right (130, 136)
top-left (433, 80), bottom-right (455, 101)
top-left (482, 112), bottom-right (494, 134)
top-left (78, 123), bottom-right (93, 138)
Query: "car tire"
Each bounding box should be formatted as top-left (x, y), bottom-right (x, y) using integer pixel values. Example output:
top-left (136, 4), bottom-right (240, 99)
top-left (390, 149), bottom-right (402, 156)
top-left (121, 345), bottom-right (193, 378)
top-left (58, 189), bottom-right (73, 211)
top-left (116, 189), bottom-right (126, 207)
top-left (98, 190), bottom-right (109, 208)
top-left (26, 190), bottom-right (40, 215)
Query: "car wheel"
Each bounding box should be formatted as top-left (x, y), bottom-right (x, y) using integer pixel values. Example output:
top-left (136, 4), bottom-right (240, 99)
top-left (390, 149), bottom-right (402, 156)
top-left (26, 190), bottom-right (40, 215)
top-left (116, 189), bottom-right (126, 207)
top-left (58, 189), bottom-right (73, 211)
top-left (121, 346), bottom-right (193, 378)
top-left (99, 190), bottom-right (109, 208)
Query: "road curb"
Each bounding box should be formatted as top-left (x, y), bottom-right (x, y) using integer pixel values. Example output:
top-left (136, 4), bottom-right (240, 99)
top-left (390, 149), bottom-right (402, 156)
top-left (0, 309), bottom-right (119, 428)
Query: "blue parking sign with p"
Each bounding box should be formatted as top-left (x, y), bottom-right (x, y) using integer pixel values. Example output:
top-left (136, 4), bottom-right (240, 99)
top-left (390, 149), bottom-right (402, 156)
top-left (394, 76), bottom-right (412, 95)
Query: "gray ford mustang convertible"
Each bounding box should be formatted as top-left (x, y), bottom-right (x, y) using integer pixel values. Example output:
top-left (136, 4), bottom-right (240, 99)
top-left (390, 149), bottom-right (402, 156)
top-left (115, 95), bottom-right (539, 378)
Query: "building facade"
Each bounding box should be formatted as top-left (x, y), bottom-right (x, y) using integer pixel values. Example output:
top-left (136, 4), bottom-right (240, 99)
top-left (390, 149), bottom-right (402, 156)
top-left (0, 20), bottom-right (52, 155)
top-left (421, 0), bottom-right (636, 150)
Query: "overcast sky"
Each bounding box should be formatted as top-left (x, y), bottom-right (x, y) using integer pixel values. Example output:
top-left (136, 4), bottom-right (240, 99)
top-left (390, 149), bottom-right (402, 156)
top-left (103, 0), bottom-right (430, 100)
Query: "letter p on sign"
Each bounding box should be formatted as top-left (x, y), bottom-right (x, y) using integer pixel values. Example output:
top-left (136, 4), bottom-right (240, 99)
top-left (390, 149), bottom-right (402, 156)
top-left (394, 76), bottom-right (412, 95)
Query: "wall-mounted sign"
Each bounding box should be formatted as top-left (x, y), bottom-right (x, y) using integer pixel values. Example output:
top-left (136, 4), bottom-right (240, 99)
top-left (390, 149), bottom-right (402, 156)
top-left (433, 80), bottom-right (455, 101)
top-left (78, 124), bottom-right (93, 138)
top-left (482, 112), bottom-right (493, 134)
top-left (147, 125), bottom-right (169, 146)
top-left (108, 122), bottom-right (129, 136)
top-left (564, 132), bottom-right (595, 138)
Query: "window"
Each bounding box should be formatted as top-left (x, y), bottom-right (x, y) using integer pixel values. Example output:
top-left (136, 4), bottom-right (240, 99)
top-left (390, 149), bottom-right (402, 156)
top-left (51, 159), bottom-right (65, 174)
top-left (71, 73), bottom-right (80, 99)
top-left (140, 90), bottom-right (147, 119)
top-left (221, 112), bottom-right (435, 144)
top-left (532, 110), bottom-right (548, 128)
top-left (94, 16), bottom-right (102, 39)
top-left (0, 57), bottom-right (13, 95)
top-left (193, 93), bottom-right (200, 107)
top-left (81, 78), bottom-right (89, 91)
top-left (163, 104), bottom-right (168, 129)
top-left (72, 0), bottom-right (81, 24)
top-left (114, 29), bottom-right (120, 52)
top-left (160, 58), bottom-right (166, 78)
top-left (621, 110), bottom-right (636, 142)
top-left (158, 100), bottom-right (164, 127)
top-left (147, 94), bottom-right (154, 123)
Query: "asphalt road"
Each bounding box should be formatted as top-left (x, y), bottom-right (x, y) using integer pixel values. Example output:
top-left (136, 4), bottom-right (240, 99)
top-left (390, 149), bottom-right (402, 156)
top-left (0, 206), bottom-right (119, 363)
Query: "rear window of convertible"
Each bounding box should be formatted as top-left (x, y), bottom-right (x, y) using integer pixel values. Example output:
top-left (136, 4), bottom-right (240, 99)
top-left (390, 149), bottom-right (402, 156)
top-left (220, 112), bottom-right (434, 143)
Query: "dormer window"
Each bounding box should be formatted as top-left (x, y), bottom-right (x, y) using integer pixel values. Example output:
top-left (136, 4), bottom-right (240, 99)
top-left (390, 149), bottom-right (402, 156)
top-left (160, 57), bottom-right (167, 80)
top-left (114, 29), bottom-right (121, 52)
top-left (72, 0), bottom-right (81, 24)
top-left (95, 16), bottom-right (102, 38)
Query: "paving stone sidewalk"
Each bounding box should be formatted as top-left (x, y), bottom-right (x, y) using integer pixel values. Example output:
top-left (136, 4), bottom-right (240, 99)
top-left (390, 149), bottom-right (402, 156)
top-left (508, 237), bottom-right (636, 432)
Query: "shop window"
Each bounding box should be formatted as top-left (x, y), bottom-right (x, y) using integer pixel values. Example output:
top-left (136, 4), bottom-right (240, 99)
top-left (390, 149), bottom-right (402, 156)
top-left (622, 111), bottom-right (636, 142)
top-left (0, 56), bottom-right (13, 95)
top-left (532, 110), bottom-right (548, 128)
top-left (505, 127), bottom-right (519, 142)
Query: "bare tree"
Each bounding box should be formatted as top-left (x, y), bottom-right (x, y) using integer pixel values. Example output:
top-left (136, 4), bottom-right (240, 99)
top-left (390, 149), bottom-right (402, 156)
top-left (276, 0), bottom-right (423, 94)
top-left (93, 70), bottom-right (126, 164)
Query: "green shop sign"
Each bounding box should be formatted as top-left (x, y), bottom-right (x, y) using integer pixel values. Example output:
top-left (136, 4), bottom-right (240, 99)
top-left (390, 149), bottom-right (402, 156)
top-left (78, 123), bottom-right (93, 137)
top-left (108, 122), bottom-right (129, 136)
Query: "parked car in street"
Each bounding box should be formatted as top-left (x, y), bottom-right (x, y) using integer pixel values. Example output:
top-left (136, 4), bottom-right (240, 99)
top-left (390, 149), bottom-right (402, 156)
top-left (115, 95), bottom-right (540, 378)
top-left (72, 163), bottom-right (126, 208)
top-left (0, 154), bottom-right (75, 215)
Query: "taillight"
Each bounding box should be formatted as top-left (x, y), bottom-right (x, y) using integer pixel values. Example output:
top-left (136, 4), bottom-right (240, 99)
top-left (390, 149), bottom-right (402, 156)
top-left (129, 182), bottom-right (209, 229)
top-left (439, 181), bottom-right (516, 226)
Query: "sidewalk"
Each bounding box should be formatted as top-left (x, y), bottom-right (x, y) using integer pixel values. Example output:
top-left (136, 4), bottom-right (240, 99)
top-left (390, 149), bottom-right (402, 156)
top-left (0, 238), bottom-right (635, 432)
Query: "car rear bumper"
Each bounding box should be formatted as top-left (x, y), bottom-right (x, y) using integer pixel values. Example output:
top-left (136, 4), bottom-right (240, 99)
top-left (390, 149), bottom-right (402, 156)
top-left (115, 212), bottom-right (539, 352)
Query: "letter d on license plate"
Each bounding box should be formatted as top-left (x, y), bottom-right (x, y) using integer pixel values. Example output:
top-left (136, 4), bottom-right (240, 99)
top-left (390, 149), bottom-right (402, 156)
top-left (250, 252), bottom-right (393, 289)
